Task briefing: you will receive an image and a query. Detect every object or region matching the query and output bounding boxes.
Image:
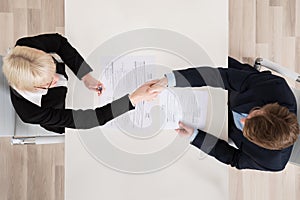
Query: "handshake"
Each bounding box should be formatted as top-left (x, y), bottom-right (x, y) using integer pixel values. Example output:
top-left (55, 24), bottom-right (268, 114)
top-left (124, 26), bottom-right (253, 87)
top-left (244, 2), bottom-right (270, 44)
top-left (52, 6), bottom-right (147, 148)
top-left (128, 76), bottom-right (168, 106)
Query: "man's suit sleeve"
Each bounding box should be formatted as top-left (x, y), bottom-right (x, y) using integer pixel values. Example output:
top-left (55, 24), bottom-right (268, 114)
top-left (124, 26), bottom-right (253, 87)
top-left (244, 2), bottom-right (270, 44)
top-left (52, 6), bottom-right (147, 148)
top-left (191, 130), bottom-right (279, 171)
top-left (11, 92), bottom-right (135, 129)
top-left (16, 33), bottom-right (92, 79)
top-left (173, 67), bottom-right (254, 92)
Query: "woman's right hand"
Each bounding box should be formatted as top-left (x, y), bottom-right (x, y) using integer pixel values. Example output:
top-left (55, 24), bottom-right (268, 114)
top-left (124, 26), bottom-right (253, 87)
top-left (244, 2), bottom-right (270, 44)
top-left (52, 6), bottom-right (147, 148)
top-left (129, 80), bottom-right (160, 106)
top-left (148, 77), bottom-right (168, 93)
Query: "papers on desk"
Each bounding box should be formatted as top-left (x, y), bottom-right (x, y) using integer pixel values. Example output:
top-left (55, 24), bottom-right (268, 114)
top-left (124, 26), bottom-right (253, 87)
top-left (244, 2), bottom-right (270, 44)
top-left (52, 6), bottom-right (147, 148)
top-left (159, 89), bottom-right (208, 129)
top-left (97, 56), bottom-right (208, 130)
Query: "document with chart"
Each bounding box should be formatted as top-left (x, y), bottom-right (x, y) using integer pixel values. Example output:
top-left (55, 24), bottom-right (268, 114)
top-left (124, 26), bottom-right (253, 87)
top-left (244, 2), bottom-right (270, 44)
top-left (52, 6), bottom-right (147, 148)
top-left (96, 56), bottom-right (209, 130)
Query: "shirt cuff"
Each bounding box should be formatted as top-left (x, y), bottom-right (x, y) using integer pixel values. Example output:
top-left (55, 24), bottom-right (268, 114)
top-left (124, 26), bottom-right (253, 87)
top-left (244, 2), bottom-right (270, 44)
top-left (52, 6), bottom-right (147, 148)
top-left (189, 129), bottom-right (198, 143)
top-left (77, 61), bottom-right (93, 80)
top-left (164, 73), bottom-right (176, 87)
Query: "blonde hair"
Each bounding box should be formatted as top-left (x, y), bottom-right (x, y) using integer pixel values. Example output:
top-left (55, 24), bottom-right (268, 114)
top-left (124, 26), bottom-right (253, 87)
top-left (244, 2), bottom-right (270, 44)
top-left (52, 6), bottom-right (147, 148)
top-left (2, 46), bottom-right (56, 91)
top-left (243, 103), bottom-right (299, 150)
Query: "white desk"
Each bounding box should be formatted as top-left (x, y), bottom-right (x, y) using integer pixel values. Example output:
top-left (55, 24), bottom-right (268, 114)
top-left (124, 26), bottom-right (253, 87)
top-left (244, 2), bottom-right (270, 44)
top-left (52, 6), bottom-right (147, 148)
top-left (65, 0), bottom-right (228, 199)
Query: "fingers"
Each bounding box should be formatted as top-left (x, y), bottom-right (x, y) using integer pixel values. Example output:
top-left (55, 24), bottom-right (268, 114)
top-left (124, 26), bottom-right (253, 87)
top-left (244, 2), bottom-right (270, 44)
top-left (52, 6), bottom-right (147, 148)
top-left (175, 128), bottom-right (182, 133)
top-left (145, 92), bottom-right (159, 102)
top-left (176, 122), bottom-right (187, 134)
top-left (149, 83), bottom-right (165, 93)
top-left (144, 79), bottom-right (160, 86)
top-left (96, 82), bottom-right (105, 96)
top-left (139, 79), bottom-right (166, 93)
top-left (97, 90), bottom-right (102, 96)
top-left (137, 80), bottom-right (163, 97)
top-left (148, 78), bottom-right (167, 93)
top-left (175, 128), bottom-right (187, 136)
top-left (176, 121), bottom-right (194, 137)
top-left (178, 121), bottom-right (188, 129)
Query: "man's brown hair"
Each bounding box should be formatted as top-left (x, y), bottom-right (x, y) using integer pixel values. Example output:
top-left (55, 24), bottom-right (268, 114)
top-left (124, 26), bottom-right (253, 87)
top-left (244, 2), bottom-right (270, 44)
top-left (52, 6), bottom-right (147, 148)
top-left (243, 103), bottom-right (299, 150)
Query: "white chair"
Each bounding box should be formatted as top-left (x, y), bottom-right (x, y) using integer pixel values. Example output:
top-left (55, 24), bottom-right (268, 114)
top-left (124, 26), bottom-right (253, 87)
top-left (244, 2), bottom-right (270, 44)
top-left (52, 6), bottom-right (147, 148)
top-left (254, 58), bottom-right (300, 166)
top-left (0, 55), bottom-right (64, 145)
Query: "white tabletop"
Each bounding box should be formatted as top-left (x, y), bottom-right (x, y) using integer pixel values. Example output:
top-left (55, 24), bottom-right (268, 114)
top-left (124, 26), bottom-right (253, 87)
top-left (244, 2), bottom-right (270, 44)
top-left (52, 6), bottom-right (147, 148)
top-left (65, 0), bottom-right (228, 199)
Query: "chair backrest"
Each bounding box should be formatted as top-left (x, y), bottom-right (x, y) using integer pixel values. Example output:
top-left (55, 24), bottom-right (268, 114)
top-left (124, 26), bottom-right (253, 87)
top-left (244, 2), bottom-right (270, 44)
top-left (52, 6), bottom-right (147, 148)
top-left (0, 55), bottom-right (15, 136)
top-left (254, 58), bottom-right (300, 166)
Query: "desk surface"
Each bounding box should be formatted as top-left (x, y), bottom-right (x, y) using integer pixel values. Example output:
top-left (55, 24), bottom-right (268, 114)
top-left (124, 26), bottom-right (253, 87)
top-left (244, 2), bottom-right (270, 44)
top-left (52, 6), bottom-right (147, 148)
top-left (65, 0), bottom-right (228, 199)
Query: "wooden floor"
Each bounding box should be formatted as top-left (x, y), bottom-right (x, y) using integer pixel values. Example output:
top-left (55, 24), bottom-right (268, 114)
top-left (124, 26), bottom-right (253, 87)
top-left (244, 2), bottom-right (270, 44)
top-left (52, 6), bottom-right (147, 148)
top-left (0, 1), bottom-right (65, 200)
top-left (0, 0), bottom-right (300, 200)
top-left (0, 138), bottom-right (64, 200)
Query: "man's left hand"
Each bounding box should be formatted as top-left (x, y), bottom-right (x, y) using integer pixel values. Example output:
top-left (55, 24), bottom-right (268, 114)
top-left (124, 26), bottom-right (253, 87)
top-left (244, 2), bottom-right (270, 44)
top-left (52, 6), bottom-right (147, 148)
top-left (175, 121), bottom-right (194, 137)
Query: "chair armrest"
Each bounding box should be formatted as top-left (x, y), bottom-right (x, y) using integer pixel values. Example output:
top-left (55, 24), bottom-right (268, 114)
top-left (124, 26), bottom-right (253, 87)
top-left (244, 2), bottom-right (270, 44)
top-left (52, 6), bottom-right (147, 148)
top-left (255, 58), bottom-right (300, 82)
top-left (11, 135), bottom-right (65, 145)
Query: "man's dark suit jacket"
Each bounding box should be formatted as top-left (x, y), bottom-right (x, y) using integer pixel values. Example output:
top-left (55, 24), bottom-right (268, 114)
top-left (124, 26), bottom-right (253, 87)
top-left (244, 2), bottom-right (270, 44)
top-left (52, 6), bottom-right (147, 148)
top-left (172, 57), bottom-right (297, 171)
top-left (10, 33), bottom-right (134, 133)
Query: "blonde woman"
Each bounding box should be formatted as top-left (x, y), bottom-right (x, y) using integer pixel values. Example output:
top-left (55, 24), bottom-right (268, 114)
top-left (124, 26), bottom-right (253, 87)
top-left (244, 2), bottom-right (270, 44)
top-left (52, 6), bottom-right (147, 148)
top-left (3, 33), bottom-right (158, 133)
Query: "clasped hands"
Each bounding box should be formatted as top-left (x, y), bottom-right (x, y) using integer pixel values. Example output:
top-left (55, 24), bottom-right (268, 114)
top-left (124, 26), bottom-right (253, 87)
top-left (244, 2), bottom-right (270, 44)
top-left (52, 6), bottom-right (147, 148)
top-left (82, 73), bottom-right (195, 139)
top-left (128, 77), bottom-right (167, 105)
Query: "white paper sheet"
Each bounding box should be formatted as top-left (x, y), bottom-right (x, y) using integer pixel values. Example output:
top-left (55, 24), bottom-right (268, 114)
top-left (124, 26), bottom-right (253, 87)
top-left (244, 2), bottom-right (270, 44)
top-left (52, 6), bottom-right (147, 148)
top-left (159, 88), bottom-right (208, 129)
top-left (97, 56), bottom-right (208, 130)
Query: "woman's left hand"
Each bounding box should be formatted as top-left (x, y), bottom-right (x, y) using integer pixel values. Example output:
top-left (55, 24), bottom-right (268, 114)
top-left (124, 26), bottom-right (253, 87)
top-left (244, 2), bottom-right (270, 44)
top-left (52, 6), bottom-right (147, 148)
top-left (82, 73), bottom-right (105, 96)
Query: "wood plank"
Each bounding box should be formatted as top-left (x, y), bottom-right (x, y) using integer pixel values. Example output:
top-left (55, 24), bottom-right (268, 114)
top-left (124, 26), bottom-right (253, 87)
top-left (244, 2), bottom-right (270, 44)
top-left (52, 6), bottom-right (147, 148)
top-left (229, 0), bottom-right (244, 59)
top-left (0, 138), bottom-right (11, 200)
top-left (55, 165), bottom-right (65, 200)
top-left (256, 43), bottom-right (269, 59)
top-left (241, 0), bottom-right (256, 58)
top-left (0, 0), bottom-right (13, 12)
top-left (281, 37), bottom-right (296, 72)
top-left (0, 13), bottom-right (14, 55)
top-left (27, 145), bottom-right (57, 200)
top-left (269, 0), bottom-right (281, 6)
top-left (282, 0), bottom-right (296, 36)
top-left (296, 0), bottom-right (300, 36)
top-left (269, 6), bottom-right (283, 63)
top-left (54, 0), bottom-right (64, 27)
top-left (296, 37), bottom-right (300, 74)
top-left (0, 138), bottom-right (28, 200)
top-left (40, 0), bottom-right (55, 32)
top-left (27, 9), bottom-right (41, 36)
top-left (13, 8), bottom-right (28, 41)
top-left (256, 0), bottom-right (270, 43)
top-left (12, 0), bottom-right (27, 9)
top-left (55, 27), bottom-right (65, 35)
top-left (27, 0), bottom-right (42, 9)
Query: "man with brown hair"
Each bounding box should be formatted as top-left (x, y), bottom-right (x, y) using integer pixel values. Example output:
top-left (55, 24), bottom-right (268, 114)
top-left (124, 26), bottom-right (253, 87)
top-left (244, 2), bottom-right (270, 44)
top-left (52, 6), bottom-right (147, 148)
top-left (151, 57), bottom-right (299, 171)
top-left (243, 103), bottom-right (299, 150)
